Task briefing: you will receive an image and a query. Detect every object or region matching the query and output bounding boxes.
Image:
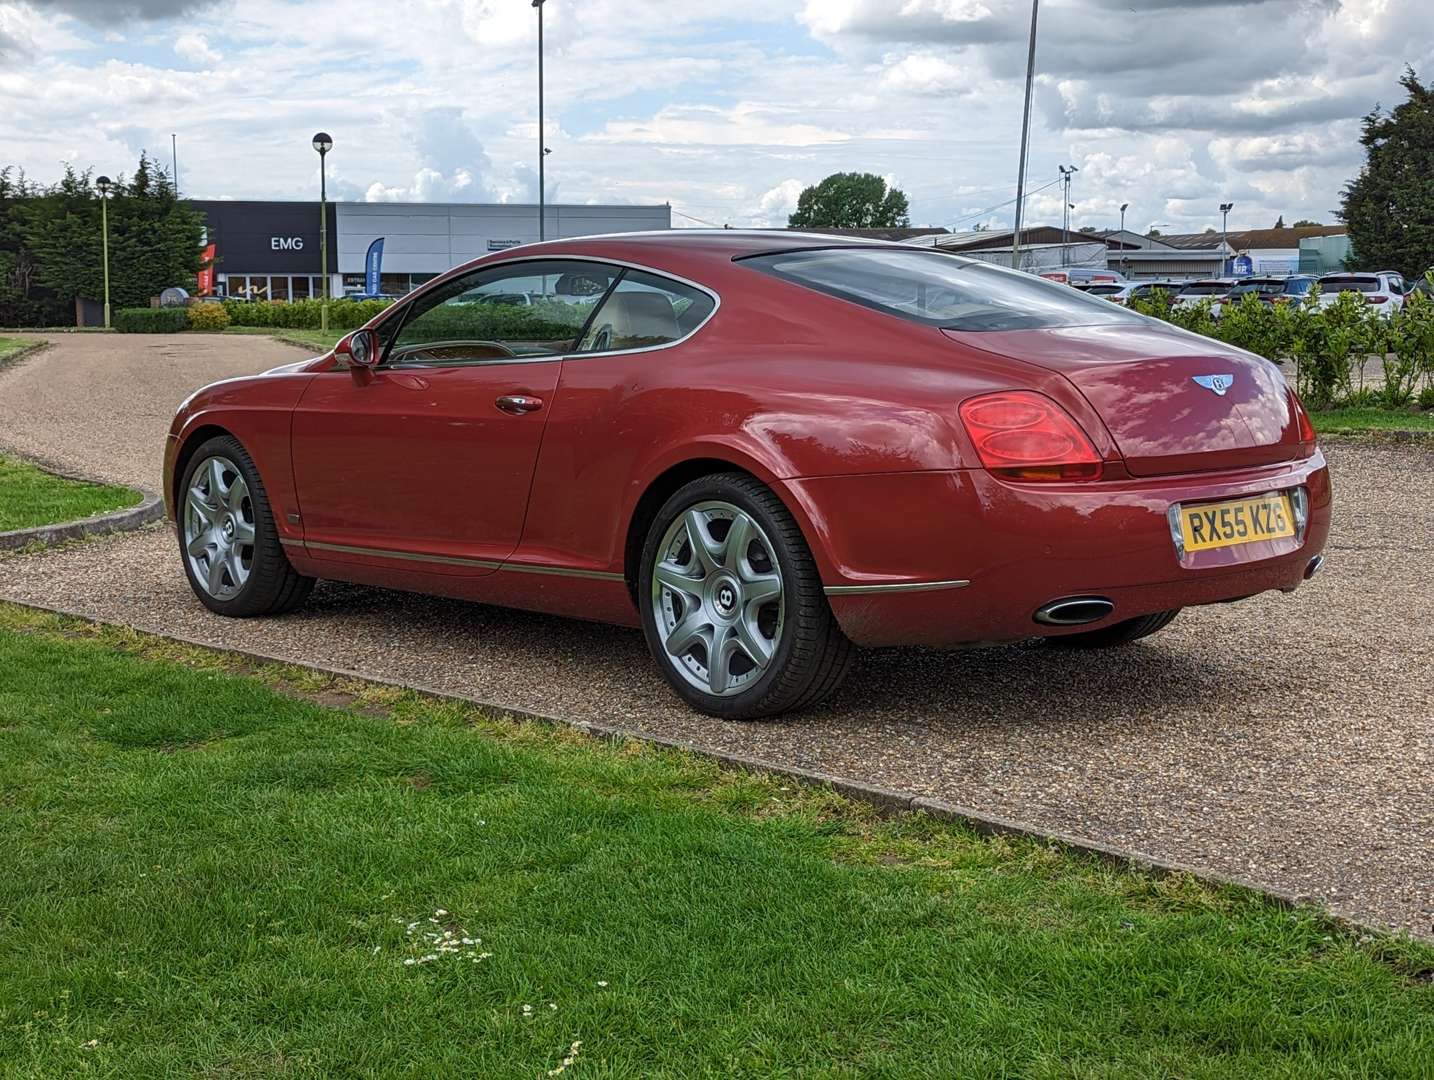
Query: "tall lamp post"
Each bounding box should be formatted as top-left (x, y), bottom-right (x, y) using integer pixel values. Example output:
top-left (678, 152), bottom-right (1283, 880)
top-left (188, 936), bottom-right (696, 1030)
top-left (312, 132), bottom-right (332, 332)
top-left (533, 0), bottom-right (548, 241)
top-left (96, 175), bottom-right (113, 329)
top-left (1010, 0), bottom-right (1039, 272)
top-left (1119, 202), bottom-right (1129, 235)
top-left (1058, 164), bottom-right (1077, 265)
top-left (1219, 201), bottom-right (1234, 275)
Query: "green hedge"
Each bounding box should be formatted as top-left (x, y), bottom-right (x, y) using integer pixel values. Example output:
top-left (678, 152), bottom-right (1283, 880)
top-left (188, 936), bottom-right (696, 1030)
top-left (1130, 280), bottom-right (1434, 410)
top-left (222, 298), bottom-right (392, 330)
top-left (113, 307), bottom-right (188, 333)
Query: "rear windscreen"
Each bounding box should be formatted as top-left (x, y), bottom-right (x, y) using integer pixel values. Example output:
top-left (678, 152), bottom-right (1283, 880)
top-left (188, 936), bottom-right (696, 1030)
top-left (1320, 277), bottom-right (1380, 292)
top-left (741, 248), bottom-right (1142, 332)
top-left (1180, 283), bottom-right (1231, 295)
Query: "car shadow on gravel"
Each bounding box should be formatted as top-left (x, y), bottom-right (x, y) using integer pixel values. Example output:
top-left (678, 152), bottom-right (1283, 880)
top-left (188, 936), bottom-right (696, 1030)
top-left (285, 579), bottom-right (1214, 731)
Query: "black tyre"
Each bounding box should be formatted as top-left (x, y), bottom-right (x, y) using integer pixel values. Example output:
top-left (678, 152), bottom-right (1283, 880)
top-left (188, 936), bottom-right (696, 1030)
top-left (1045, 608), bottom-right (1181, 649)
top-left (177, 434), bottom-right (314, 617)
top-left (638, 472), bottom-right (853, 720)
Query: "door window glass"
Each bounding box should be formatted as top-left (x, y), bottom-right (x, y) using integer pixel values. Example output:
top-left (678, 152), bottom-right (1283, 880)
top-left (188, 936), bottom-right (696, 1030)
top-left (578, 270), bottom-right (715, 352)
top-left (387, 260), bottom-right (618, 365)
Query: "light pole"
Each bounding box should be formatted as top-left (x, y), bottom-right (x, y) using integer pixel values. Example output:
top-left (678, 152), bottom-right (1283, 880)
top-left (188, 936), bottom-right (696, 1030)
top-left (96, 175), bottom-right (113, 329)
top-left (1219, 201), bottom-right (1234, 275)
top-left (1119, 202), bottom-right (1128, 235)
top-left (533, 0), bottom-right (549, 241)
top-left (171, 133), bottom-right (179, 194)
top-left (1010, 0), bottom-right (1039, 272)
top-left (312, 132), bottom-right (332, 331)
top-left (1058, 164), bottom-right (1077, 264)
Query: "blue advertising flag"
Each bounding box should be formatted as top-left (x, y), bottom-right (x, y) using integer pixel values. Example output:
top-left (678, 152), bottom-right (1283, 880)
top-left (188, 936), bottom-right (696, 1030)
top-left (364, 237), bottom-right (385, 295)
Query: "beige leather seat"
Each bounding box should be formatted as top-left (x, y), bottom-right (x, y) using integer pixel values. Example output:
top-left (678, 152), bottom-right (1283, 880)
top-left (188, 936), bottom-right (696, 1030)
top-left (591, 291), bottom-right (679, 349)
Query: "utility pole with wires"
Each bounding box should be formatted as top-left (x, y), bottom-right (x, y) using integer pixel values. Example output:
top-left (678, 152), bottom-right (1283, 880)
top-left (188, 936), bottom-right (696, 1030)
top-left (1009, 0), bottom-right (1039, 272)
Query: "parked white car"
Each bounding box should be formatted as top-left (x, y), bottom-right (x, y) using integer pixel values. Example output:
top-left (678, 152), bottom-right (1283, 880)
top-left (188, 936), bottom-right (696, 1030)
top-left (1314, 272), bottom-right (1406, 318)
top-left (1172, 279), bottom-right (1238, 318)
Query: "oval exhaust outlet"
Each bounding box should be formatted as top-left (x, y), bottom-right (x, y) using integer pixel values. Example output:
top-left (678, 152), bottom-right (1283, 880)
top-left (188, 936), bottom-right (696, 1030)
top-left (1034, 596), bottom-right (1115, 627)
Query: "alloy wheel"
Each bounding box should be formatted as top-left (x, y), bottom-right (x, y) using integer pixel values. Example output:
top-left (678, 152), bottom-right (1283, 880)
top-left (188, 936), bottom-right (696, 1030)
top-left (183, 454), bottom-right (256, 600)
top-left (650, 500), bottom-right (785, 697)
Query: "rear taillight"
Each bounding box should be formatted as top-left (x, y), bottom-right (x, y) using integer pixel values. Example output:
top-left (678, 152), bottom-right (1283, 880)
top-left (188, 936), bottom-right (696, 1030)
top-left (1366, 294), bottom-right (1388, 304)
top-left (1291, 392), bottom-right (1317, 455)
top-left (958, 391), bottom-right (1102, 482)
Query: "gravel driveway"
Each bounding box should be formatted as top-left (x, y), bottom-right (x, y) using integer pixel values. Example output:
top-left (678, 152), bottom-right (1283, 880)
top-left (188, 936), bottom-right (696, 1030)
top-left (2, 334), bottom-right (1430, 937)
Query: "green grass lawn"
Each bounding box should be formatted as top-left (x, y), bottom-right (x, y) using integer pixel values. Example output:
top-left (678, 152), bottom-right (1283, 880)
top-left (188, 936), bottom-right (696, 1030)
top-left (220, 326), bottom-right (344, 352)
top-left (1312, 407), bottom-right (1434, 433)
top-left (0, 335), bottom-right (35, 362)
top-left (0, 455), bottom-right (141, 532)
top-left (0, 607), bottom-right (1430, 1077)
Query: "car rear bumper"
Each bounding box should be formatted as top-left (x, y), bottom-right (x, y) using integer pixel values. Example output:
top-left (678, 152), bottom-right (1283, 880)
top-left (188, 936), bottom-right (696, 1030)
top-left (784, 451), bottom-right (1331, 648)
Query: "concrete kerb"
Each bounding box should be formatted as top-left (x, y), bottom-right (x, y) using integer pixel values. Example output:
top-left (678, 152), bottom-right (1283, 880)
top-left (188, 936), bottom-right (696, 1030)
top-left (0, 464), bottom-right (163, 553)
top-left (3, 594), bottom-right (1404, 944)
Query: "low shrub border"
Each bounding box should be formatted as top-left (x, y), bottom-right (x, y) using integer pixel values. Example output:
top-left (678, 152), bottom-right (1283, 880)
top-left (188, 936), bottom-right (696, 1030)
top-left (113, 307), bottom-right (188, 333)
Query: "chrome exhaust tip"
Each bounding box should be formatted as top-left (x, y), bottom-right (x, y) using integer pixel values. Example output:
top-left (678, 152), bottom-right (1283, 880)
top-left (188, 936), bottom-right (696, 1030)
top-left (1304, 555), bottom-right (1324, 580)
top-left (1033, 596), bottom-right (1115, 627)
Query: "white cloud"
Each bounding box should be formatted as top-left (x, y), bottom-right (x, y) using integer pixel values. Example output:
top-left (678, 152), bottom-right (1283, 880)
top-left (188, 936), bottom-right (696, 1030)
top-left (173, 32), bottom-right (220, 66)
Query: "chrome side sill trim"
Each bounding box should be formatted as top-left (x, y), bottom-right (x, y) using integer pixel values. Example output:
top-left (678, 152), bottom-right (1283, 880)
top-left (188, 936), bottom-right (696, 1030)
top-left (498, 563), bottom-right (625, 582)
top-left (286, 538), bottom-right (623, 581)
top-left (301, 539), bottom-right (502, 569)
top-left (824, 579), bottom-right (970, 596)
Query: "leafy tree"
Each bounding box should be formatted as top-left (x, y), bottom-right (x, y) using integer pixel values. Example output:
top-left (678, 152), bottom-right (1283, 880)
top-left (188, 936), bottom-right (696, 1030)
top-left (787, 172), bottom-right (910, 229)
top-left (1292, 219), bottom-right (1321, 227)
top-left (1273, 215), bottom-right (1286, 228)
top-left (0, 153), bottom-right (203, 325)
top-left (1147, 228), bottom-right (1163, 237)
top-left (1341, 68), bottom-right (1434, 278)
top-left (1078, 225), bottom-right (1097, 234)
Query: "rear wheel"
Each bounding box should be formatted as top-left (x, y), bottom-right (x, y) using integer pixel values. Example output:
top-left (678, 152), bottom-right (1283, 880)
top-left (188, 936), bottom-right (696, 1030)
top-left (178, 434), bottom-right (314, 617)
top-left (639, 473), bottom-right (853, 720)
top-left (1046, 608), bottom-right (1181, 649)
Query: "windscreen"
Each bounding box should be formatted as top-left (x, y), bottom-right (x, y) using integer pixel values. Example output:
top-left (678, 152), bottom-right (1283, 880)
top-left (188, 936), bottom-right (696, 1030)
top-left (742, 248), bottom-right (1143, 331)
top-left (1179, 282), bottom-right (1231, 296)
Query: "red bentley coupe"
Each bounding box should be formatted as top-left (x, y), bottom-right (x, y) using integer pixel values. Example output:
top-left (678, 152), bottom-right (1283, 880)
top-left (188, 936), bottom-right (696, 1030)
top-left (166, 232), bottom-right (1331, 719)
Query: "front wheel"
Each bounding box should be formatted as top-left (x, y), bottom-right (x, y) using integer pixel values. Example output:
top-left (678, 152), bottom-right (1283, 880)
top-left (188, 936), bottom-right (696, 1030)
top-left (177, 434), bottom-right (314, 617)
top-left (638, 473), bottom-right (853, 720)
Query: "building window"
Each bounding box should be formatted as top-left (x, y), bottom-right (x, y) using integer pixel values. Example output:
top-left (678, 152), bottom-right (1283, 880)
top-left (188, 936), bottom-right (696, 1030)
top-left (270, 276), bottom-right (290, 301)
top-left (291, 276), bottom-right (310, 300)
top-left (227, 275), bottom-right (249, 299)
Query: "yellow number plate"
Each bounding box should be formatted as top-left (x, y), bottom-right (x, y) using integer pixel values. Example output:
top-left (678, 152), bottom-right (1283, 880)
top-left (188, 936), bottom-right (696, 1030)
top-left (1179, 493), bottom-right (1295, 553)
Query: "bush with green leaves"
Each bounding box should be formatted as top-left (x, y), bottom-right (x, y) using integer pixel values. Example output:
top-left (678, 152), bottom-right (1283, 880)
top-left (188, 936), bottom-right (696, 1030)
top-left (113, 307), bottom-right (188, 333)
top-left (222, 297), bottom-right (392, 331)
top-left (185, 302), bottom-right (230, 332)
top-left (1130, 281), bottom-right (1434, 412)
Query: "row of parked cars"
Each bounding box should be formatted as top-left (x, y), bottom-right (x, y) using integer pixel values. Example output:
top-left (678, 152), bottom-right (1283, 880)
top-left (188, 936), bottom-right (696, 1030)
top-left (1066, 270), bottom-right (1428, 319)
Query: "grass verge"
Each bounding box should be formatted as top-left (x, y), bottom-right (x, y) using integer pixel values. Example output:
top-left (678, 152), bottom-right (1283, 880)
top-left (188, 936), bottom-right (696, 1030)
top-left (1311, 407), bottom-right (1434, 433)
top-left (220, 326), bottom-right (344, 352)
top-left (0, 603), bottom-right (1430, 1077)
top-left (0, 335), bottom-right (33, 362)
top-left (0, 455), bottom-right (141, 532)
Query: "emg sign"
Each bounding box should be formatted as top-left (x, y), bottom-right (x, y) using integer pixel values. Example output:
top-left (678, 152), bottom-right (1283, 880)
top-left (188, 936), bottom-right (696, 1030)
top-left (271, 236), bottom-right (305, 251)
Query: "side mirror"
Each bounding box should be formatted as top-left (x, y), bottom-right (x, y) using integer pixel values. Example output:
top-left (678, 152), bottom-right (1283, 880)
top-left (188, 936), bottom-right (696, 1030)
top-left (336, 328), bottom-right (379, 369)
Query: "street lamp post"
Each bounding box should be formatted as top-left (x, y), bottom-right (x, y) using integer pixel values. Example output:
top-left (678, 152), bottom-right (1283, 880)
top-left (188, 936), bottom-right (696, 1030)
top-left (312, 132), bottom-right (332, 332)
top-left (96, 175), bottom-right (113, 329)
top-left (1119, 202), bottom-right (1128, 235)
top-left (533, 0), bottom-right (548, 242)
top-left (1010, 0), bottom-right (1039, 272)
top-left (1057, 164), bottom-right (1077, 265)
top-left (1219, 201), bottom-right (1234, 275)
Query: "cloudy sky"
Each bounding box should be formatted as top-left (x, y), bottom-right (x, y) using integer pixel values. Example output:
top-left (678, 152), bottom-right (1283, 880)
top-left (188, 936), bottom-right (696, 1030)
top-left (0, 0), bottom-right (1429, 234)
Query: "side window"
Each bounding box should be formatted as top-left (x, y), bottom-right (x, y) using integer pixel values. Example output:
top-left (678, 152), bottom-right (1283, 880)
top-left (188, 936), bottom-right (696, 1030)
top-left (385, 260), bottom-right (618, 366)
top-left (578, 269), bottom-right (715, 353)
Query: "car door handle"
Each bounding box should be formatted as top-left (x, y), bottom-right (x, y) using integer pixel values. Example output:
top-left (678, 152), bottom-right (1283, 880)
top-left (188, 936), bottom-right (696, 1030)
top-left (495, 394), bottom-right (544, 415)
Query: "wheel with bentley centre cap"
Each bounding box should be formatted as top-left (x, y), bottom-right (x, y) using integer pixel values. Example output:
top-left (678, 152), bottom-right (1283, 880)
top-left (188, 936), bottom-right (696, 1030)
top-left (177, 434), bottom-right (314, 617)
top-left (638, 472), bottom-right (853, 720)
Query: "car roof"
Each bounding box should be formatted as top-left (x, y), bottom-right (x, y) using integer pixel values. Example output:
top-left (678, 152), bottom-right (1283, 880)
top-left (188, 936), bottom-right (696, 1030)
top-left (519, 229), bottom-right (897, 261)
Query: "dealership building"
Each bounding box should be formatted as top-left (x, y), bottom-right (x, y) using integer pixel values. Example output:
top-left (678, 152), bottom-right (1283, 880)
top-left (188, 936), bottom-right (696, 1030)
top-left (186, 200), bottom-right (672, 300)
